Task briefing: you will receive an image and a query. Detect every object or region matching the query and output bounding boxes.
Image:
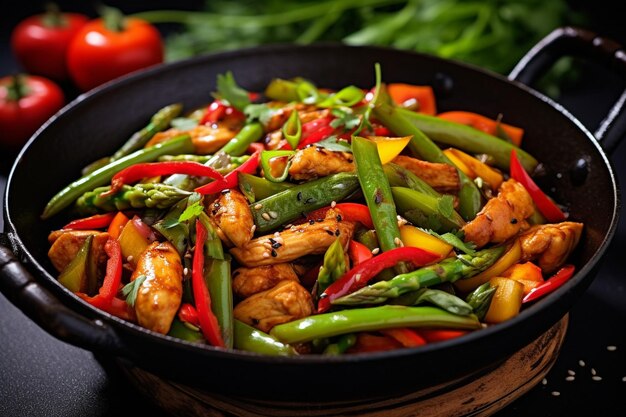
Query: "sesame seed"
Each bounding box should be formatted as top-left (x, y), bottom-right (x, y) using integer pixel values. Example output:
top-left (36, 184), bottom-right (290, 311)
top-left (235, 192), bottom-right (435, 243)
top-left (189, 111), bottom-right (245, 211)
top-left (622, 376), bottom-right (626, 382)
top-left (250, 225), bottom-right (256, 233)
top-left (254, 204), bottom-right (263, 210)
top-left (372, 248), bottom-right (380, 255)
top-left (354, 273), bottom-right (362, 282)
top-left (127, 255), bottom-right (134, 263)
top-left (591, 368), bottom-right (597, 376)
top-left (183, 268), bottom-right (189, 276)
top-left (323, 226), bottom-right (330, 231)
top-left (607, 345), bottom-right (617, 351)
top-left (262, 212), bottom-right (271, 221)
top-left (331, 201), bottom-right (337, 208)
top-left (551, 391), bottom-right (560, 397)
top-left (565, 376), bottom-right (575, 382)
top-left (542, 378), bottom-right (548, 385)
top-left (567, 370), bottom-right (575, 376)
top-left (262, 252), bottom-right (270, 258)
top-left (592, 376), bottom-right (602, 381)
top-left (578, 360), bottom-right (586, 367)
top-left (274, 231), bottom-right (281, 237)
top-left (269, 211), bottom-right (278, 219)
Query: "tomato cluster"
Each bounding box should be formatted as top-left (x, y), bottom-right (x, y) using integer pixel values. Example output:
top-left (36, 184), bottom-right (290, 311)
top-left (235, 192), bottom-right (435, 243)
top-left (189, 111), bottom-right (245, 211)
top-left (2, 5), bottom-right (163, 148)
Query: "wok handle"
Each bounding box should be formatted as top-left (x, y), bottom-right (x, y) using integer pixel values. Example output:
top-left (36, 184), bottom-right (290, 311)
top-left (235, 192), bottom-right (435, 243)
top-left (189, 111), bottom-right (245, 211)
top-left (0, 241), bottom-right (126, 354)
top-left (509, 26), bottom-right (626, 154)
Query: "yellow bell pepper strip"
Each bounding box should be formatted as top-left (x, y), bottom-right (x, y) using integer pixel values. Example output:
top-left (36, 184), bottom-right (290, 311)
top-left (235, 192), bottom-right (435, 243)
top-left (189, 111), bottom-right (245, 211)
top-left (510, 150), bottom-right (566, 222)
top-left (317, 246), bottom-right (440, 313)
top-left (399, 224), bottom-right (453, 259)
top-left (58, 235), bottom-right (94, 293)
top-left (437, 111), bottom-right (524, 146)
top-left (484, 277), bottom-right (525, 324)
top-left (454, 239), bottom-right (522, 293)
top-left (118, 216), bottom-right (153, 268)
top-left (387, 83), bottom-right (437, 115)
top-left (502, 262), bottom-right (544, 296)
top-left (192, 219), bottom-right (225, 347)
top-left (42, 134), bottom-right (194, 219)
top-left (332, 246), bottom-right (504, 306)
top-left (63, 213), bottom-right (117, 230)
top-left (373, 101), bottom-right (481, 221)
top-left (270, 305), bottom-right (481, 344)
top-left (523, 264), bottom-right (576, 304)
top-left (443, 148), bottom-right (504, 191)
top-left (369, 135), bottom-right (411, 165)
top-left (234, 319), bottom-right (296, 356)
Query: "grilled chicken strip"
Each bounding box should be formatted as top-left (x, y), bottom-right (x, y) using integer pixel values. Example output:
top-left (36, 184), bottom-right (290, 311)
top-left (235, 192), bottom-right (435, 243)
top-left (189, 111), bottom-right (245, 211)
top-left (391, 155), bottom-right (460, 192)
top-left (288, 146), bottom-right (355, 180)
top-left (145, 119), bottom-right (243, 154)
top-left (462, 179), bottom-right (534, 248)
top-left (230, 208), bottom-right (355, 267)
top-left (519, 222), bottom-right (583, 273)
top-left (132, 241), bottom-right (183, 334)
top-left (233, 280), bottom-right (314, 333)
top-left (232, 263), bottom-right (300, 299)
top-left (48, 230), bottom-right (109, 273)
top-left (207, 189), bottom-right (255, 248)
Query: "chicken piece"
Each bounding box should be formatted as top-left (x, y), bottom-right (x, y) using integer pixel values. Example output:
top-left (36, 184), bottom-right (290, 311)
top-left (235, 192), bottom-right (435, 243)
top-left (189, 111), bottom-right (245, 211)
top-left (392, 155), bottom-right (460, 192)
top-left (232, 263), bottom-right (299, 299)
top-left (288, 146), bottom-right (355, 180)
top-left (230, 208), bottom-right (355, 267)
top-left (145, 118), bottom-right (243, 154)
top-left (132, 241), bottom-right (183, 334)
top-left (233, 280), bottom-right (314, 333)
top-left (519, 222), bottom-right (583, 274)
top-left (48, 230), bottom-right (110, 273)
top-left (207, 189), bottom-right (255, 248)
top-left (462, 179), bottom-right (534, 248)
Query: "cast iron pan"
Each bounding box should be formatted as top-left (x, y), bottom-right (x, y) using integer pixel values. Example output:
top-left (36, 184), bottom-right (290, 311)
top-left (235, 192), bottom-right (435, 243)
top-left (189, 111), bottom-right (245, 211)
top-left (1, 27), bottom-right (625, 402)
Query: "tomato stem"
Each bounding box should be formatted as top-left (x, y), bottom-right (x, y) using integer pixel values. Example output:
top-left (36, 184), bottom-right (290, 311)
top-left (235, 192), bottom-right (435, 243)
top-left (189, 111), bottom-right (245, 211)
top-left (6, 75), bottom-right (30, 102)
top-left (42, 3), bottom-right (67, 27)
top-left (100, 5), bottom-right (126, 32)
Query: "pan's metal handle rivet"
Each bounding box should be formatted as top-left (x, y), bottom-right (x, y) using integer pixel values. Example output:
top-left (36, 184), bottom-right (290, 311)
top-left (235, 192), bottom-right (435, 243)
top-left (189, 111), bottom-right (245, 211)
top-left (433, 72), bottom-right (454, 98)
top-left (569, 157), bottom-right (589, 186)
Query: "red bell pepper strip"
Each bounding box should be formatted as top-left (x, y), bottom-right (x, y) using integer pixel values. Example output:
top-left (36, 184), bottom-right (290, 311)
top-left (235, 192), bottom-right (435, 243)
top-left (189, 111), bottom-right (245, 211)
top-left (178, 303), bottom-right (201, 327)
top-left (510, 150), bottom-right (566, 223)
top-left (522, 264), bottom-right (575, 303)
top-left (318, 246), bottom-right (441, 313)
top-left (418, 329), bottom-right (469, 343)
top-left (297, 116), bottom-right (335, 149)
top-left (78, 238), bottom-right (123, 309)
top-left (387, 83), bottom-right (437, 115)
top-left (247, 142), bottom-right (265, 154)
top-left (63, 213), bottom-right (116, 230)
top-left (380, 328), bottom-right (427, 347)
top-left (192, 220), bottom-right (225, 347)
top-left (201, 100), bottom-right (246, 125)
top-left (348, 240), bottom-right (373, 266)
top-left (348, 333), bottom-right (403, 353)
top-left (105, 161), bottom-right (224, 197)
top-left (195, 150), bottom-right (260, 194)
top-left (302, 203), bottom-right (374, 229)
top-left (107, 211), bottom-right (130, 239)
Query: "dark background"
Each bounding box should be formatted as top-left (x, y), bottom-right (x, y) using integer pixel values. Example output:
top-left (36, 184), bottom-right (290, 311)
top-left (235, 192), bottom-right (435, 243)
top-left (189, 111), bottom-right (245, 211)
top-left (1, 1), bottom-right (625, 416)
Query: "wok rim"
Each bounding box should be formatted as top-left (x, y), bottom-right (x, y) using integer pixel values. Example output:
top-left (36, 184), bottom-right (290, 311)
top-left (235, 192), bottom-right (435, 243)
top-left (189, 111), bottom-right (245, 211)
top-left (3, 43), bottom-right (620, 366)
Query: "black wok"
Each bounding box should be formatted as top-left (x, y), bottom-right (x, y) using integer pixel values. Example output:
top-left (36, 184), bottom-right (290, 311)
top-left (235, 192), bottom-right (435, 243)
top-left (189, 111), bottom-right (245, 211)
top-left (1, 27), bottom-right (625, 402)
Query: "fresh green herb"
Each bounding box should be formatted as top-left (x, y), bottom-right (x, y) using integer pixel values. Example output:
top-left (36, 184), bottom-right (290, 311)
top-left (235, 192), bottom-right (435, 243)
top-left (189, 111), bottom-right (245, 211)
top-left (123, 275), bottom-right (147, 307)
top-left (244, 103), bottom-right (278, 125)
top-left (178, 193), bottom-right (204, 223)
top-left (429, 230), bottom-right (477, 255)
top-left (170, 117), bottom-right (199, 130)
top-left (314, 136), bottom-right (352, 153)
top-left (436, 195), bottom-right (455, 219)
top-left (330, 107), bottom-right (361, 131)
top-left (215, 71), bottom-right (250, 111)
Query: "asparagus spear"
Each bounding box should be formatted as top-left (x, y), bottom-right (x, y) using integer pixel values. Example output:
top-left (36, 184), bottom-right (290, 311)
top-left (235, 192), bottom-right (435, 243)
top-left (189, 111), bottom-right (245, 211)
top-left (75, 183), bottom-right (192, 214)
top-left (332, 246), bottom-right (505, 306)
top-left (465, 282), bottom-right (497, 321)
top-left (316, 238), bottom-right (347, 295)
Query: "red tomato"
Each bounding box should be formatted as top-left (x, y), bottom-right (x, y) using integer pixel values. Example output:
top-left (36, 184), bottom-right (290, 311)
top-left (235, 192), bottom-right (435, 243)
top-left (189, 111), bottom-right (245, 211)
top-left (67, 17), bottom-right (163, 91)
top-left (11, 10), bottom-right (89, 80)
top-left (0, 75), bottom-right (64, 149)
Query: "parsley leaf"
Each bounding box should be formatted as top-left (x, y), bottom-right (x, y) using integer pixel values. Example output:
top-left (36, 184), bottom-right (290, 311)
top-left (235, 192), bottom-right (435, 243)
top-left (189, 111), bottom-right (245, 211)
top-left (215, 71), bottom-right (250, 111)
top-left (170, 117), bottom-right (199, 130)
top-left (178, 193), bottom-right (204, 223)
top-left (436, 195), bottom-right (455, 218)
top-left (122, 275), bottom-right (147, 307)
top-left (315, 136), bottom-right (352, 153)
top-left (244, 103), bottom-right (278, 125)
top-left (330, 107), bottom-right (361, 131)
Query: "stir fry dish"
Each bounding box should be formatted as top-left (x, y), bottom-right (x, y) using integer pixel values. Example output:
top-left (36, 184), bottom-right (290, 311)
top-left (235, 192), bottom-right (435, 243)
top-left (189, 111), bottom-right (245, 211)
top-left (43, 67), bottom-right (583, 355)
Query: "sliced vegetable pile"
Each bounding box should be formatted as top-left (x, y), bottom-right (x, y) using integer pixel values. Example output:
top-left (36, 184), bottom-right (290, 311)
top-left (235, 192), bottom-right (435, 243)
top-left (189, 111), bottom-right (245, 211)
top-left (43, 66), bottom-right (583, 355)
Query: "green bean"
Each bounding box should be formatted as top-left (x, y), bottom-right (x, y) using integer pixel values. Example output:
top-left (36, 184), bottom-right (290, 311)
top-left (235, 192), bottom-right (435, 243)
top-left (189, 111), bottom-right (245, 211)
top-left (323, 333), bottom-right (357, 355)
top-left (250, 172), bottom-right (360, 233)
top-left (234, 320), bottom-right (296, 356)
top-left (168, 318), bottom-right (205, 343)
top-left (238, 172), bottom-right (294, 203)
top-left (218, 122), bottom-right (264, 156)
top-left (270, 306), bottom-right (481, 344)
top-left (42, 134), bottom-right (194, 219)
top-left (391, 186), bottom-right (465, 233)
